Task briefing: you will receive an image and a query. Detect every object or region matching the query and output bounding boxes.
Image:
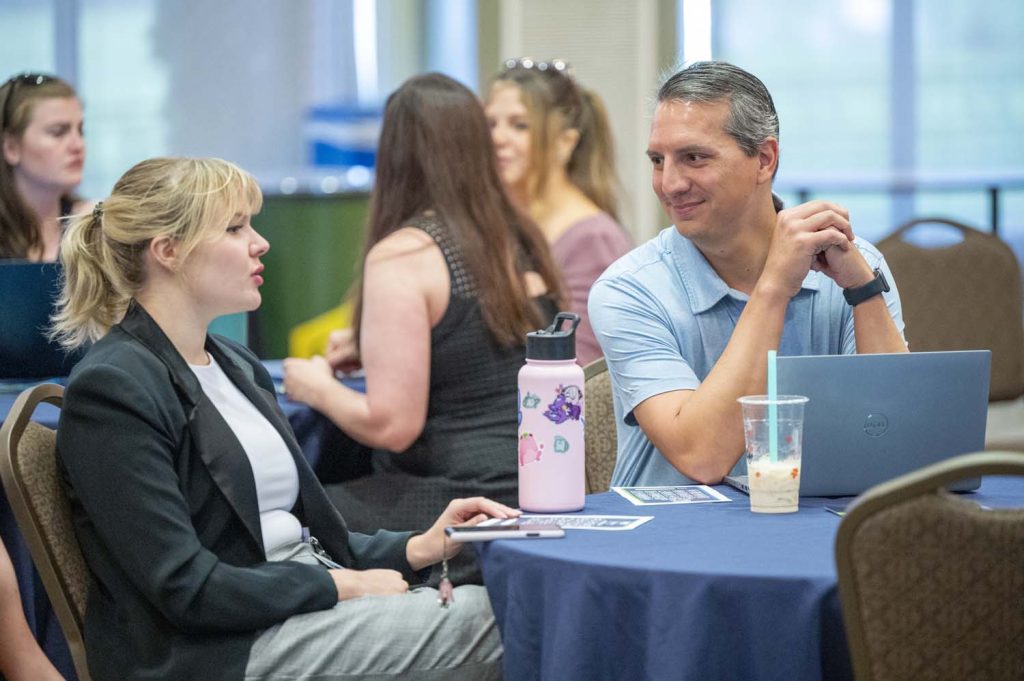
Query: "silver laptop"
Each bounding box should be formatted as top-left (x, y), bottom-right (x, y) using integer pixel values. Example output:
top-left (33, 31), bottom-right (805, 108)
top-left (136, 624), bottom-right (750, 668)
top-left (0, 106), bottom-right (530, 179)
top-left (725, 350), bottom-right (991, 497)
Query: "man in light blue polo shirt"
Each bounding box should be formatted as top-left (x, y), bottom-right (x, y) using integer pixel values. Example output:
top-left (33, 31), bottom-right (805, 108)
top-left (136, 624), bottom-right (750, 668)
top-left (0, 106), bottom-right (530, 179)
top-left (589, 62), bottom-right (907, 487)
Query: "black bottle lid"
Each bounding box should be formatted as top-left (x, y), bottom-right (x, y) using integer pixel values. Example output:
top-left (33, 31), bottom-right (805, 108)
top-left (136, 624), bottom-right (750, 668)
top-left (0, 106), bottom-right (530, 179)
top-left (526, 312), bottom-right (580, 360)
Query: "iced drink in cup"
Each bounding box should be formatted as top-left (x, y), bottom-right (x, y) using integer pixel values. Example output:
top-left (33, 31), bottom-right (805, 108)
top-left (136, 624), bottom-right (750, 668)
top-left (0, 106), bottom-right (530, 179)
top-left (737, 395), bottom-right (809, 514)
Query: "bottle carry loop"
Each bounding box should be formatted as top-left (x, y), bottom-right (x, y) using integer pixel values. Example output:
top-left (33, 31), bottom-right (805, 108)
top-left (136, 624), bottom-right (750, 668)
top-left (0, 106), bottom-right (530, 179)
top-left (526, 312), bottom-right (581, 361)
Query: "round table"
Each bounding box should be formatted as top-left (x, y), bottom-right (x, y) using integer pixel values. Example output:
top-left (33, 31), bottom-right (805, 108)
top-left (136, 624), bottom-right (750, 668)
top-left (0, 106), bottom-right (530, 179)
top-left (476, 478), bottom-right (1024, 681)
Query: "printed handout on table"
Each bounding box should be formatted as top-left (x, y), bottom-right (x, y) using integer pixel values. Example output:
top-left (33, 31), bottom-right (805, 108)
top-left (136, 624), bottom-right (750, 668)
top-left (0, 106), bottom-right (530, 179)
top-left (612, 485), bottom-right (731, 506)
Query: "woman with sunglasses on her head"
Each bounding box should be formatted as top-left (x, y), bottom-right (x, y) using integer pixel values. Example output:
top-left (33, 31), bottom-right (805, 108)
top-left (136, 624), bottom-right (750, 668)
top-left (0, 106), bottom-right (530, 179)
top-left (0, 73), bottom-right (87, 261)
top-left (53, 156), bottom-right (513, 681)
top-left (283, 74), bottom-right (562, 579)
top-left (485, 58), bottom-right (633, 366)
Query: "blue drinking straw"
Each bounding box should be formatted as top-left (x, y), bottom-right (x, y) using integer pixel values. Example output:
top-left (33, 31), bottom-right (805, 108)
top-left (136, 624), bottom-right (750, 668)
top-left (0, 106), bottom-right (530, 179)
top-left (767, 350), bottom-right (778, 462)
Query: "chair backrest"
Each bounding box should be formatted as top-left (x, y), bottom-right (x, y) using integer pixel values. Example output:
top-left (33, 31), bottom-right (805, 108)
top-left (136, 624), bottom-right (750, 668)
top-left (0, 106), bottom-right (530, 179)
top-left (877, 217), bottom-right (1024, 400)
top-left (835, 451), bottom-right (1024, 681)
top-left (0, 383), bottom-right (92, 681)
top-left (584, 357), bottom-right (617, 493)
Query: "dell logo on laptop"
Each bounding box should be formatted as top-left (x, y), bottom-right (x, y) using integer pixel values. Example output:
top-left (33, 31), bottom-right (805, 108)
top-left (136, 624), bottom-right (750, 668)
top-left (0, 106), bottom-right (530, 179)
top-left (863, 413), bottom-right (888, 437)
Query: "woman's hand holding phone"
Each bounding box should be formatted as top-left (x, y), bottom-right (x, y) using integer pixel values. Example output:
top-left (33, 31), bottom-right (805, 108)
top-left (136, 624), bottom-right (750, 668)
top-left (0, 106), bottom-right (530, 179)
top-left (405, 497), bottom-right (520, 570)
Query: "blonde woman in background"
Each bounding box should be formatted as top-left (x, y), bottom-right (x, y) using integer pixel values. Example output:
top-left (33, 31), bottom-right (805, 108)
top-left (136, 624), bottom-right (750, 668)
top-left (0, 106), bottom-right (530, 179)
top-left (486, 58), bottom-right (632, 365)
top-left (0, 73), bottom-right (87, 260)
top-left (53, 156), bottom-right (510, 681)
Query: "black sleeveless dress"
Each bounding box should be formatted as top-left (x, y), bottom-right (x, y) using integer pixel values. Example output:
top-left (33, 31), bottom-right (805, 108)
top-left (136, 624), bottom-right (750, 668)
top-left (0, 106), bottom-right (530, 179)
top-left (325, 214), bottom-right (557, 565)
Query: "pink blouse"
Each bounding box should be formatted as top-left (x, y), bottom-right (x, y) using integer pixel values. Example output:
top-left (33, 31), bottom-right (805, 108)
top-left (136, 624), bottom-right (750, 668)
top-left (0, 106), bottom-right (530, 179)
top-left (550, 212), bottom-right (633, 366)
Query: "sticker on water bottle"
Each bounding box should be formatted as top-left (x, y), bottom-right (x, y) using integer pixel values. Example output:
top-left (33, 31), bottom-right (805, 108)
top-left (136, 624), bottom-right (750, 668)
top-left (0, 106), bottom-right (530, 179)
top-left (521, 392), bottom-right (541, 409)
top-left (518, 432), bottom-right (544, 466)
top-left (543, 384), bottom-right (583, 424)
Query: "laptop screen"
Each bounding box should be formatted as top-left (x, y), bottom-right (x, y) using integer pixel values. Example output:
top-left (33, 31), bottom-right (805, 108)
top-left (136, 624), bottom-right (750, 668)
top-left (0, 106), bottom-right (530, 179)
top-left (0, 261), bottom-right (84, 379)
top-left (775, 351), bottom-right (990, 496)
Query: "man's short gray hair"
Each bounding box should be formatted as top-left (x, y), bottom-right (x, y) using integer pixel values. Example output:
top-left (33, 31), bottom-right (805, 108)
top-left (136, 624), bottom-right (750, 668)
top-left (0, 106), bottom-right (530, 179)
top-left (658, 61), bottom-right (779, 158)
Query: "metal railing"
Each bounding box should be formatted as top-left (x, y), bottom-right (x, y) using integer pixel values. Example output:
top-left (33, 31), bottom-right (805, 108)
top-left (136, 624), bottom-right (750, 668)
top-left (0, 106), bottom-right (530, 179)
top-left (775, 171), bottom-right (1024, 236)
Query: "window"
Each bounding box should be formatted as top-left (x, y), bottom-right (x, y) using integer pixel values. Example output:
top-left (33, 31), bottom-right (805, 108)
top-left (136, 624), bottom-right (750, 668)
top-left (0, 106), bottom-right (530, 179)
top-left (914, 0), bottom-right (1024, 257)
top-left (712, 0), bottom-right (1023, 256)
top-left (715, 0), bottom-right (891, 239)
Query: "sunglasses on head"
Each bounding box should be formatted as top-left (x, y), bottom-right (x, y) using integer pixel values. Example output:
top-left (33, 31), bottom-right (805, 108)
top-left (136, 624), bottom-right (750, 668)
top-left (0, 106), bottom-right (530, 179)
top-left (501, 58), bottom-right (574, 79)
top-left (1, 72), bottom-right (58, 130)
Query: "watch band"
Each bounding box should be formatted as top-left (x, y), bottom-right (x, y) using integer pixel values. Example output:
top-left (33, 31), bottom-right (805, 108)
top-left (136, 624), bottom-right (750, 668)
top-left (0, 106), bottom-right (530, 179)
top-left (843, 268), bottom-right (890, 306)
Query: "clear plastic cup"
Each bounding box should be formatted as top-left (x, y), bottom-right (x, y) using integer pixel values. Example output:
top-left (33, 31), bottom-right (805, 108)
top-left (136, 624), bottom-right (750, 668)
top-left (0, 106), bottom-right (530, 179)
top-left (737, 395), bottom-right (809, 514)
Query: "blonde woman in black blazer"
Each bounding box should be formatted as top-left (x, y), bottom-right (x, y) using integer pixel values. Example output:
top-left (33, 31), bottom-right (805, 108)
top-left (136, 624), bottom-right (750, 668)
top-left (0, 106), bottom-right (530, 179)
top-left (52, 157), bottom-right (513, 681)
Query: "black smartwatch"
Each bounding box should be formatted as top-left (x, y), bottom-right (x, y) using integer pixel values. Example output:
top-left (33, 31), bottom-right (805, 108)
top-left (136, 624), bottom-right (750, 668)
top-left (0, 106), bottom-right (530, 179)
top-left (843, 268), bottom-right (890, 306)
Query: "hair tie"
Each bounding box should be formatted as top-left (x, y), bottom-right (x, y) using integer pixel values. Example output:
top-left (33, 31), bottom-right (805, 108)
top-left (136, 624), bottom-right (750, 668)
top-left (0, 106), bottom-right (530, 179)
top-left (92, 201), bottom-right (104, 221)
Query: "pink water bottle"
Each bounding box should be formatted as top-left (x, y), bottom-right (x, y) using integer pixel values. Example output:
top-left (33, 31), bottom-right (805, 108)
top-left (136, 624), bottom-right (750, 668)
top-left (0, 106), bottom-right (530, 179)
top-left (518, 312), bottom-right (585, 512)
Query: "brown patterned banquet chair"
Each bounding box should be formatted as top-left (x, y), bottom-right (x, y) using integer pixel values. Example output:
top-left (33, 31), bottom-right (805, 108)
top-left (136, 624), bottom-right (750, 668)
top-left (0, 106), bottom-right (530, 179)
top-left (877, 217), bottom-right (1024, 402)
top-left (835, 451), bottom-right (1024, 681)
top-left (584, 357), bottom-right (617, 493)
top-left (0, 383), bottom-right (92, 681)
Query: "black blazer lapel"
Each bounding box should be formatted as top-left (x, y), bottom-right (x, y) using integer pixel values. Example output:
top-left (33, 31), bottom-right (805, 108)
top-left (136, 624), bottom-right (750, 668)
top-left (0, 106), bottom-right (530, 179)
top-left (120, 302), bottom-right (265, 552)
top-left (187, 397), bottom-right (265, 552)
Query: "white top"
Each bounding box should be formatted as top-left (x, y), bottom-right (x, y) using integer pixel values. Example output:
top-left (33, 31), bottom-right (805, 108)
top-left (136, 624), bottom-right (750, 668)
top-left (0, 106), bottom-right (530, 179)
top-left (190, 354), bottom-right (302, 554)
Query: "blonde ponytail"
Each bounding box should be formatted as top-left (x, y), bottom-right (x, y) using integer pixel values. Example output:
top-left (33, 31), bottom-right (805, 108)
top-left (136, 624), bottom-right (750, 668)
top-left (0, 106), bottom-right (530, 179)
top-left (51, 204), bottom-right (133, 348)
top-left (569, 87), bottom-right (621, 221)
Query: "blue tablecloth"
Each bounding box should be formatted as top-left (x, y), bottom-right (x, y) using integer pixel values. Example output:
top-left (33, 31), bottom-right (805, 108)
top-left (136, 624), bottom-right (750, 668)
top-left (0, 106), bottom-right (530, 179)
top-left (476, 477), bottom-right (1024, 681)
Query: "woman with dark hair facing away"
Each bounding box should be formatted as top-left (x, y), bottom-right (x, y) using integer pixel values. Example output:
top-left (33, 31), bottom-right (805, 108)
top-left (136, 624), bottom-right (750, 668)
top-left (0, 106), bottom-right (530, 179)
top-left (0, 73), bottom-right (87, 260)
top-left (283, 74), bottom-right (562, 561)
top-left (485, 58), bottom-right (633, 365)
top-left (53, 156), bottom-right (513, 681)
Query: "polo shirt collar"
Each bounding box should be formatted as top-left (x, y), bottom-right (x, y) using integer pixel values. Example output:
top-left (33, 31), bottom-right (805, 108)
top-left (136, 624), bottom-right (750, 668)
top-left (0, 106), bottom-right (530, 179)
top-left (669, 228), bottom-right (823, 315)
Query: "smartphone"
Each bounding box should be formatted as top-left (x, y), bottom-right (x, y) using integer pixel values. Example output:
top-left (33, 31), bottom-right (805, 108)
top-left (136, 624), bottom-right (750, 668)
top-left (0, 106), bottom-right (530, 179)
top-left (444, 523), bottom-right (565, 542)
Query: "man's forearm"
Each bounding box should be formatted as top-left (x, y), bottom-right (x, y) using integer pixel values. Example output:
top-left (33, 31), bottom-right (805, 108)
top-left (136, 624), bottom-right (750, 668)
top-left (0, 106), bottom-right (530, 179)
top-left (852, 295), bottom-right (908, 354)
top-left (636, 284), bottom-right (790, 483)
